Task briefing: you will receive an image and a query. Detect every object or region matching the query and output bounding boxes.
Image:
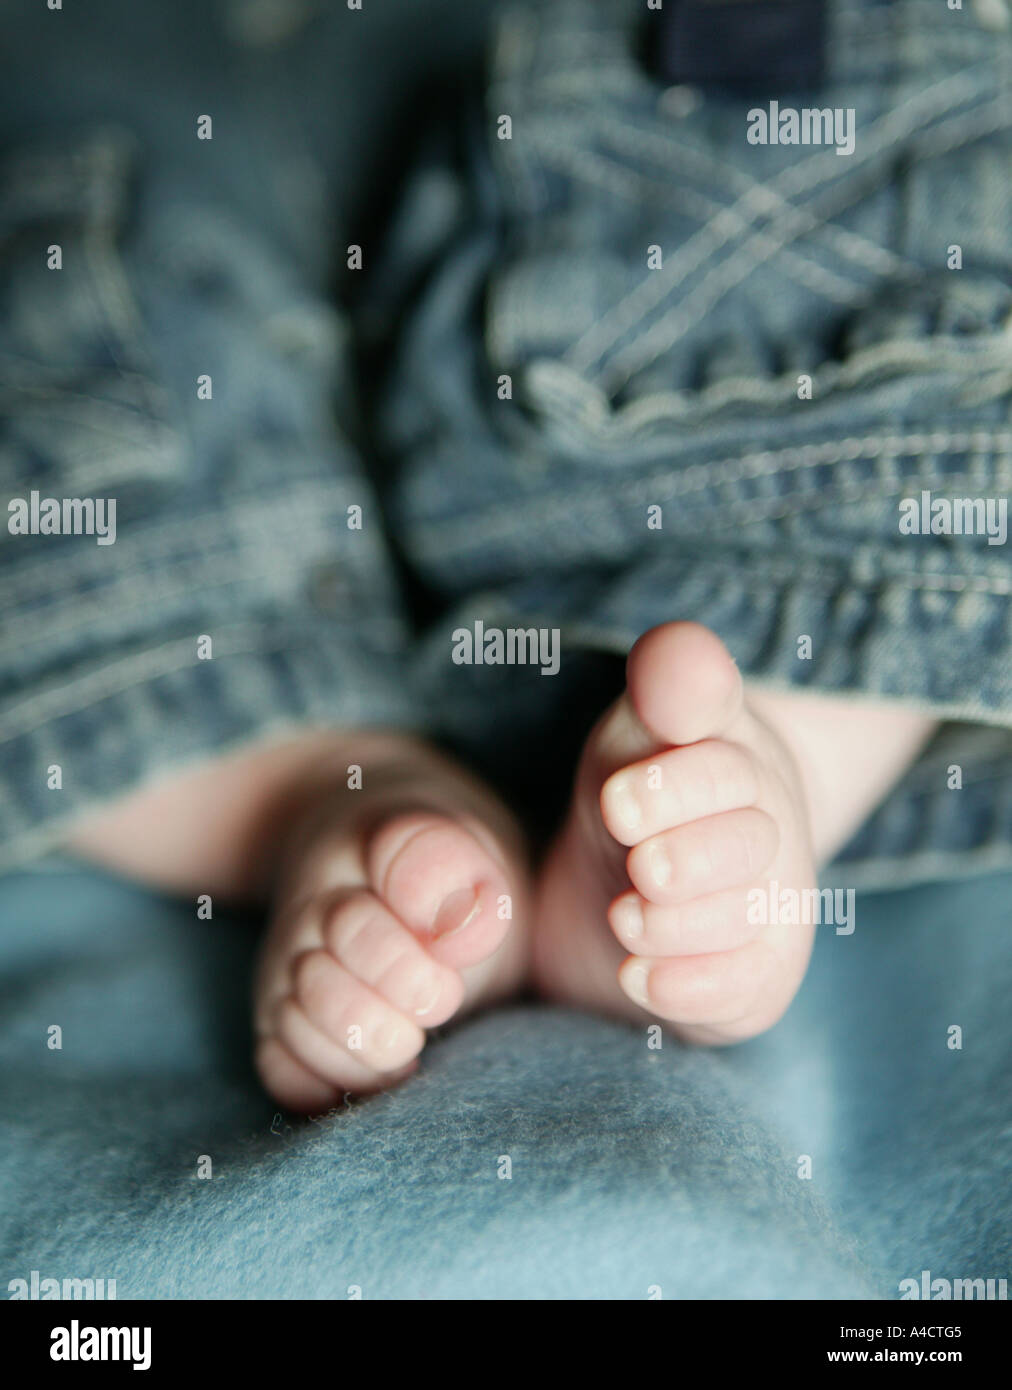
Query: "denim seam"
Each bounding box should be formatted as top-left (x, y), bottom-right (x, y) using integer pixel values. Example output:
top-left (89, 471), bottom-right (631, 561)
top-left (0, 624), bottom-right (396, 744)
top-left (414, 506), bottom-right (1012, 586)
top-left (1, 484), bottom-right (353, 587)
top-left (0, 482), bottom-right (355, 600)
top-left (648, 551), bottom-right (1011, 595)
top-left (2, 583), bottom-right (403, 672)
top-left (0, 549), bottom-right (386, 651)
top-left (559, 74), bottom-right (996, 375)
top-left (411, 432), bottom-right (1012, 540)
top-left (531, 417), bottom-right (1012, 462)
top-left (524, 339), bottom-right (1012, 427)
top-left (0, 629), bottom-right (276, 742)
top-left (0, 541), bottom-right (336, 630)
top-left (413, 535), bottom-right (1012, 598)
top-left (662, 475), bottom-right (1012, 542)
top-left (510, 58), bottom-right (979, 355)
top-left (522, 139), bottom-right (870, 307)
top-left (595, 99), bottom-right (1010, 388)
top-left (567, 108), bottom-right (916, 283)
top-left (2, 545), bottom-right (336, 655)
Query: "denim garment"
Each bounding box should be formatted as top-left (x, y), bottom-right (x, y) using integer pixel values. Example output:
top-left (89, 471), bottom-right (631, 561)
top-left (0, 0), bottom-right (503, 869)
top-left (376, 0), bottom-right (1012, 886)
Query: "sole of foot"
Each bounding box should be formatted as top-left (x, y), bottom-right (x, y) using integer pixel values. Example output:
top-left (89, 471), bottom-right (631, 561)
top-left (532, 622), bottom-right (817, 1044)
top-left (255, 738), bottom-right (530, 1110)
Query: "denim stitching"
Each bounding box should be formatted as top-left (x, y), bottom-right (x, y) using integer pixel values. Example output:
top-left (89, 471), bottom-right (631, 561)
top-left (0, 483), bottom-right (355, 602)
top-left (661, 475), bottom-right (1012, 539)
top-left (526, 138), bottom-right (870, 306)
top-left (600, 99), bottom-right (1010, 389)
top-left (586, 114), bottom-right (915, 281)
top-left (0, 501), bottom-right (383, 643)
top-left (559, 547), bottom-right (1011, 596)
top-left (598, 98), bottom-right (1006, 389)
top-left (409, 433), bottom-right (1012, 543)
top-left (411, 476), bottom-right (1012, 586)
top-left (562, 72), bottom-right (986, 366)
top-left (525, 335), bottom-right (1012, 432)
top-left (0, 627), bottom-right (353, 744)
top-left (0, 528), bottom-right (343, 653)
top-left (564, 68), bottom-right (993, 374)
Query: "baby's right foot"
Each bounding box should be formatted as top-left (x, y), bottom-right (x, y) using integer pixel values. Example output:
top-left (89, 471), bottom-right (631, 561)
top-left (255, 734), bottom-right (530, 1111)
top-left (532, 623), bottom-right (818, 1043)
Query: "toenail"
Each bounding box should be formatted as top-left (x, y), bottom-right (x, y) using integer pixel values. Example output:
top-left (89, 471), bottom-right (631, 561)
top-left (648, 842), bottom-right (672, 887)
top-left (432, 885), bottom-right (481, 938)
top-left (617, 896), bottom-right (644, 942)
top-left (607, 776), bottom-right (642, 832)
top-left (622, 959), bottom-right (652, 1008)
top-left (373, 1018), bottom-right (406, 1054)
top-left (411, 979), bottom-right (442, 1018)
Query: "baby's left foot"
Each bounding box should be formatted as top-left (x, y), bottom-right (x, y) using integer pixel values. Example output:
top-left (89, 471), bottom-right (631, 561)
top-left (255, 734), bottom-right (530, 1111)
top-left (532, 622), bottom-right (818, 1042)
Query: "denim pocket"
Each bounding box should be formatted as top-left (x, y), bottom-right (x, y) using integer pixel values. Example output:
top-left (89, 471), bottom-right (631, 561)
top-left (0, 126), bottom-right (182, 497)
top-left (515, 268), bottom-right (1012, 464)
top-left (482, 0), bottom-right (1012, 468)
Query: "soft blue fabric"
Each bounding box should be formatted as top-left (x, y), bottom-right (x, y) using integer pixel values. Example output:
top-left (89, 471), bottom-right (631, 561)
top-left (2, 861), bottom-right (1008, 1299)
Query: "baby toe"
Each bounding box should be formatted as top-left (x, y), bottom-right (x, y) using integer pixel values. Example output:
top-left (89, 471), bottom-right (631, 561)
top-left (618, 937), bottom-right (797, 1037)
top-left (254, 1035), bottom-right (342, 1114)
top-left (608, 887), bottom-right (766, 956)
top-left (366, 811), bottom-right (512, 970)
top-left (600, 740), bottom-right (760, 847)
top-left (626, 807), bottom-right (779, 905)
top-left (290, 950), bottom-right (426, 1074)
top-left (321, 889), bottom-right (464, 1024)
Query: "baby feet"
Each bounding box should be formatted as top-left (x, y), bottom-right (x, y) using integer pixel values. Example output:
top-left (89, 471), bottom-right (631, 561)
top-left (532, 622), bottom-right (818, 1043)
top-left (255, 622), bottom-right (818, 1110)
top-left (255, 735), bottom-right (529, 1110)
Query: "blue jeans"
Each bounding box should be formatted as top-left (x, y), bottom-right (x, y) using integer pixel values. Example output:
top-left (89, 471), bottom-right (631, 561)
top-left (372, 0), bottom-right (1012, 889)
top-left (0, 0), bottom-right (500, 869)
top-left (3, 0), bottom-right (1009, 888)
top-left (1, 860), bottom-right (1008, 1298)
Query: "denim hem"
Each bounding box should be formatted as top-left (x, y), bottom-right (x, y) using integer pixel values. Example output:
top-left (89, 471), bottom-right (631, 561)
top-left (0, 634), bottom-right (421, 874)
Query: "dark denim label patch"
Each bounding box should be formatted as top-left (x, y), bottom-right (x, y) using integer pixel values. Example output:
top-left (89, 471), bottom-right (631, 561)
top-left (648, 0), bottom-right (827, 95)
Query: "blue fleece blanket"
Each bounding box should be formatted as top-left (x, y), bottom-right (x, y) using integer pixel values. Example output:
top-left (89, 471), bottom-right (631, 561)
top-left (2, 861), bottom-right (1009, 1299)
